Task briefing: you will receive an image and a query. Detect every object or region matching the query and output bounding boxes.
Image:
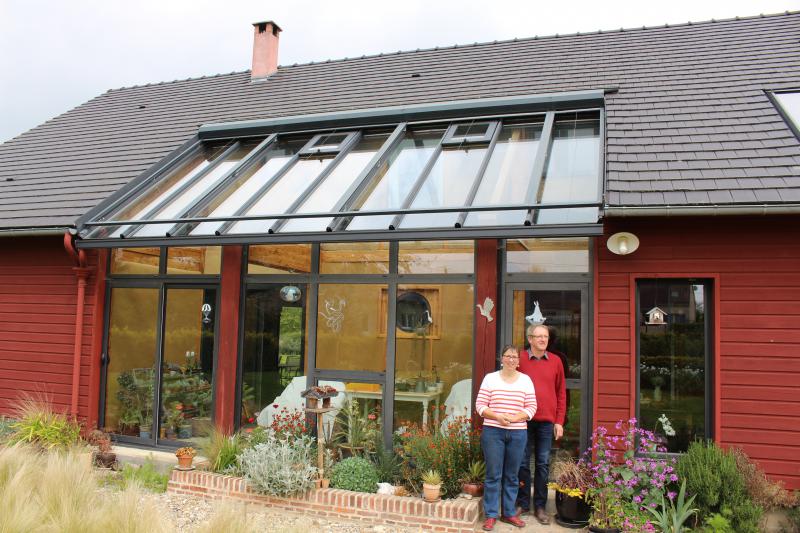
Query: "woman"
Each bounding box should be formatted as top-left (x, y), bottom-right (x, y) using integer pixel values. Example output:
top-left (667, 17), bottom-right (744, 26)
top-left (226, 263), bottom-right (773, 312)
top-left (475, 344), bottom-right (537, 531)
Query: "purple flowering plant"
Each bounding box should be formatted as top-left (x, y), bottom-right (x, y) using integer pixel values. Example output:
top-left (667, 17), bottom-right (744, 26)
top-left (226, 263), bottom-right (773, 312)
top-left (586, 417), bottom-right (679, 532)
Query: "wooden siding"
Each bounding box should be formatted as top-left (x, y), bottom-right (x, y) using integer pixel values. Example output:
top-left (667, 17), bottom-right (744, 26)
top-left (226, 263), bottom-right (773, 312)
top-left (597, 215), bottom-right (800, 489)
top-left (0, 236), bottom-right (99, 422)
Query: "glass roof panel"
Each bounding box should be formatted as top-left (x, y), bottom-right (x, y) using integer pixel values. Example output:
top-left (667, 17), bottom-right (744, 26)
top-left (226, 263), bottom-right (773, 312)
top-left (534, 116), bottom-right (600, 225)
top-left (464, 122), bottom-right (542, 227)
top-left (281, 132), bottom-right (391, 233)
top-left (188, 137), bottom-right (308, 236)
top-left (346, 129), bottom-right (444, 231)
top-left (400, 145), bottom-right (487, 229)
top-left (229, 157), bottom-right (333, 234)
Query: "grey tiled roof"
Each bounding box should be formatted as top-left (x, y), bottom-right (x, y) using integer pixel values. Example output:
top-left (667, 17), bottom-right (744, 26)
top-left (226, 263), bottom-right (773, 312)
top-left (1, 12), bottom-right (799, 229)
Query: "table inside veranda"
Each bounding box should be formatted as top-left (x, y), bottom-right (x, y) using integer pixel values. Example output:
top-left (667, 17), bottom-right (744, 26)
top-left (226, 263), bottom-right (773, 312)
top-left (345, 389), bottom-right (442, 427)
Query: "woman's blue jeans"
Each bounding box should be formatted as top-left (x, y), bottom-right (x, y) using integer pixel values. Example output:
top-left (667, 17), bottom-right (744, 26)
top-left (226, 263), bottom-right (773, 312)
top-left (481, 425), bottom-right (527, 519)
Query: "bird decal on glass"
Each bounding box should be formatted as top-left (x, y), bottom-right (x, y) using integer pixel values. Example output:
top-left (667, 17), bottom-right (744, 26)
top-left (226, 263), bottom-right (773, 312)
top-left (525, 301), bottom-right (546, 325)
top-left (476, 297), bottom-right (494, 322)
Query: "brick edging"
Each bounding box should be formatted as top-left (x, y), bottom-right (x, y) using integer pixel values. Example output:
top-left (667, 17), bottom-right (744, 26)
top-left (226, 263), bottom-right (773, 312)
top-left (168, 469), bottom-right (481, 532)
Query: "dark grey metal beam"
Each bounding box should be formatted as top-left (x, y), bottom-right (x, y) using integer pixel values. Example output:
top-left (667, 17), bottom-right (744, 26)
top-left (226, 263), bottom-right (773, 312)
top-left (455, 120), bottom-right (504, 228)
top-left (268, 132), bottom-right (362, 234)
top-left (122, 141), bottom-right (243, 238)
top-left (523, 112), bottom-right (556, 226)
top-left (166, 134), bottom-right (278, 237)
top-left (327, 124), bottom-right (407, 232)
top-left (388, 142), bottom-right (444, 230)
top-left (75, 222), bottom-right (603, 249)
top-left (198, 90), bottom-right (605, 140)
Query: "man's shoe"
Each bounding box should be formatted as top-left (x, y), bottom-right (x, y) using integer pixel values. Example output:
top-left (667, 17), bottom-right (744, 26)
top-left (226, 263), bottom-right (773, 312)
top-left (499, 515), bottom-right (526, 528)
top-left (533, 507), bottom-right (551, 525)
top-left (515, 506), bottom-right (530, 516)
top-left (482, 517), bottom-right (497, 531)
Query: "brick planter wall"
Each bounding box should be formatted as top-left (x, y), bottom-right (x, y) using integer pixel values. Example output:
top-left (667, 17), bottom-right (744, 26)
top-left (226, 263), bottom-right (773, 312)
top-left (168, 470), bottom-right (481, 532)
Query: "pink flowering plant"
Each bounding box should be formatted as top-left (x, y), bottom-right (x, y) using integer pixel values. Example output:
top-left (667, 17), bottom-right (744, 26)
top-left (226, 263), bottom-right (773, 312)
top-left (586, 417), bottom-right (679, 532)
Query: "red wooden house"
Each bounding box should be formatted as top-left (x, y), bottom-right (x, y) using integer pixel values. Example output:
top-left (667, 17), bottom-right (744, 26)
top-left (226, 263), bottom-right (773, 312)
top-left (1, 14), bottom-right (798, 488)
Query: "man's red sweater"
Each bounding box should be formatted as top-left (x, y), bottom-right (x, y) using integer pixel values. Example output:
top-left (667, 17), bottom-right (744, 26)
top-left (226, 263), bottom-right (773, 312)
top-left (518, 350), bottom-right (566, 425)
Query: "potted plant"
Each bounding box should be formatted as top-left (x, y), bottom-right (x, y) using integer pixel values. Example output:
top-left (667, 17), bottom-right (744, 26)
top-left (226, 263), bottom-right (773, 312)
top-left (587, 487), bottom-right (624, 533)
top-left (88, 429), bottom-right (116, 469)
top-left (461, 460), bottom-right (485, 497)
top-left (165, 402), bottom-right (183, 439)
top-left (421, 469), bottom-right (443, 502)
top-left (175, 446), bottom-right (197, 470)
top-left (139, 413), bottom-right (153, 439)
top-left (549, 457), bottom-right (594, 528)
top-left (334, 399), bottom-right (376, 459)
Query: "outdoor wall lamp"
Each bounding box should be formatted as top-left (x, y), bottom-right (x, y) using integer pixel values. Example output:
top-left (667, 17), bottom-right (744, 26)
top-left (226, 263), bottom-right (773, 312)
top-left (607, 232), bottom-right (640, 255)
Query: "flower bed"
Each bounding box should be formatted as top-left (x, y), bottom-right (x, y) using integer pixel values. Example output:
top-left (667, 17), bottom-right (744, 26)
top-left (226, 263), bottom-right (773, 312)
top-left (168, 469), bottom-right (481, 533)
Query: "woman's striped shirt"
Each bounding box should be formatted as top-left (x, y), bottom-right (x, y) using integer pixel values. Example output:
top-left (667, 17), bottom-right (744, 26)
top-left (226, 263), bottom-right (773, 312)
top-left (475, 371), bottom-right (537, 430)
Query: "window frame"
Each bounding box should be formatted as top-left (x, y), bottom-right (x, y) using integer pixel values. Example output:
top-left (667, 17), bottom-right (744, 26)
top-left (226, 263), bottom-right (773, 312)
top-left (634, 277), bottom-right (715, 451)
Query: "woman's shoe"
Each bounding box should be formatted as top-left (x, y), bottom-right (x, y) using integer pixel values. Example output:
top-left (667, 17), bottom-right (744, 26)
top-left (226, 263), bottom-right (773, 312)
top-left (500, 514), bottom-right (526, 528)
top-left (482, 517), bottom-right (497, 531)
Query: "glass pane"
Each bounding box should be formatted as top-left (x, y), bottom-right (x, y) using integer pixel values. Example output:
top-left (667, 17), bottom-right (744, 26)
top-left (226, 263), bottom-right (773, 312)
top-left (553, 388), bottom-right (581, 458)
top-left (347, 129), bottom-right (444, 231)
top-left (638, 281), bottom-right (707, 453)
top-left (332, 382), bottom-right (384, 453)
top-left (230, 158), bottom-right (333, 234)
top-left (394, 284), bottom-right (473, 432)
top-left (775, 92), bottom-right (800, 129)
top-left (166, 246), bottom-right (221, 275)
top-left (452, 123), bottom-right (490, 139)
top-left (248, 244), bottom-right (312, 274)
top-left (315, 284), bottom-right (387, 372)
top-left (243, 285), bottom-right (308, 429)
top-left (512, 290), bottom-right (581, 379)
top-left (131, 141), bottom-right (262, 238)
top-left (310, 133), bottom-right (350, 152)
top-left (535, 116), bottom-right (600, 225)
top-left (401, 146), bottom-right (487, 228)
top-left (104, 288), bottom-right (158, 438)
top-left (110, 247), bottom-right (160, 275)
top-left (464, 122), bottom-right (542, 227)
top-left (506, 238), bottom-right (589, 273)
top-left (398, 240), bottom-right (474, 274)
top-left (189, 137), bottom-right (308, 236)
top-left (159, 288), bottom-right (216, 444)
top-left (319, 242), bottom-right (389, 275)
top-left (282, 132), bottom-right (391, 233)
top-left (103, 142), bottom-right (231, 234)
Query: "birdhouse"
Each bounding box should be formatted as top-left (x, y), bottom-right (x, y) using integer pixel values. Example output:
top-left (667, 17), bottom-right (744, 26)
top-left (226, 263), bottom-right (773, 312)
top-left (645, 306), bottom-right (668, 325)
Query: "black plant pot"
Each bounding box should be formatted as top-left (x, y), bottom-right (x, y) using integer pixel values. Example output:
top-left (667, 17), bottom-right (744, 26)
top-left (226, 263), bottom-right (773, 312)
top-left (554, 491), bottom-right (592, 528)
top-left (589, 527), bottom-right (621, 533)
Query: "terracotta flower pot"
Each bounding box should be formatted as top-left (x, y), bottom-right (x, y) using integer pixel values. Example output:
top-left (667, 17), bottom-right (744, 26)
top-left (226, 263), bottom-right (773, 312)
top-left (423, 482), bottom-right (441, 502)
top-left (177, 456), bottom-right (194, 469)
top-left (461, 482), bottom-right (484, 497)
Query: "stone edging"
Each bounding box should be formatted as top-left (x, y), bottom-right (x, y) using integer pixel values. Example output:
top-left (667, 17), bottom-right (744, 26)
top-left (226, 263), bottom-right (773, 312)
top-left (168, 469), bottom-right (481, 532)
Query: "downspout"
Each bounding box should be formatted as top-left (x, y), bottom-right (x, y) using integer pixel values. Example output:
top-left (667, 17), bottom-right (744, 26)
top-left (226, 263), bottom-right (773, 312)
top-left (64, 232), bottom-right (91, 418)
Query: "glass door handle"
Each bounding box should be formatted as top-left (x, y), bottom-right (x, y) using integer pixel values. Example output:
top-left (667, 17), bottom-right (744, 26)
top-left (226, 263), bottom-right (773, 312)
top-left (101, 352), bottom-right (110, 366)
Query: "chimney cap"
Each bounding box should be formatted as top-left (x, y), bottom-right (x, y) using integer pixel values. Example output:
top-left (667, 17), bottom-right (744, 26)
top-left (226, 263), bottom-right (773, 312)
top-left (252, 20), bottom-right (282, 33)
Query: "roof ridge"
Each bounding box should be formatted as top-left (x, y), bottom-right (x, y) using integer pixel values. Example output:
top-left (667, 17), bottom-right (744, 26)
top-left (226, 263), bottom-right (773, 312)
top-left (105, 70), bottom-right (250, 94)
top-left (280, 10), bottom-right (800, 69)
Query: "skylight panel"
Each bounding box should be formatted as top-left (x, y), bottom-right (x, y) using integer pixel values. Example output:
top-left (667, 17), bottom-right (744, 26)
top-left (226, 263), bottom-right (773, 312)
top-left (774, 92), bottom-right (800, 137)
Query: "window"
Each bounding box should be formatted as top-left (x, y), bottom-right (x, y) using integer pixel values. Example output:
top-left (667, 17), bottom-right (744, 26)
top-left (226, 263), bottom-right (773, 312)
top-left (637, 280), bottom-right (711, 452)
top-left (773, 91), bottom-right (800, 137)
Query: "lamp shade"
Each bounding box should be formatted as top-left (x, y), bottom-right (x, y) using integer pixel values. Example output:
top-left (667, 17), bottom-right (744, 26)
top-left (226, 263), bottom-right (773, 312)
top-left (607, 232), bottom-right (640, 255)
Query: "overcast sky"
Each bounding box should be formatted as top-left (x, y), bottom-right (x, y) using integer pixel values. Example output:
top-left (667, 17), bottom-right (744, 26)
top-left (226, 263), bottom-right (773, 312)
top-left (1, 0), bottom-right (797, 143)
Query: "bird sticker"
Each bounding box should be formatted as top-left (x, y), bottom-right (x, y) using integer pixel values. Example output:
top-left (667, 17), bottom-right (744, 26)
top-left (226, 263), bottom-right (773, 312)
top-left (476, 297), bottom-right (494, 322)
top-left (319, 298), bottom-right (346, 333)
top-left (525, 301), bottom-right (546, 325)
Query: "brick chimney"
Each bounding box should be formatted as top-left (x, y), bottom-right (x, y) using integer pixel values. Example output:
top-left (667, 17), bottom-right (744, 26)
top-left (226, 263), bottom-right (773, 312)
top-left (251, 21), bottom-right (281, 80)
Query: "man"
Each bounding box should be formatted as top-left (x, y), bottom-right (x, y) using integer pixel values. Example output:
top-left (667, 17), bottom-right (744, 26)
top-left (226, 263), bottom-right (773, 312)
top-left (516, 324), bottom-right (566, 525)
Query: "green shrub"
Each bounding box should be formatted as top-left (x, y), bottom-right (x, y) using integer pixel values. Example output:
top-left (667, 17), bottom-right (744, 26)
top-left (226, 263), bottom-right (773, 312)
top-left (238, 431), bottom-right (317, 496)
top-left (371, 438), bottom-right (401, 484)
top-left (677, 441), bottom-right (762, 532)
top-left (330, 457), bottom-right (379, 493)
top-left (7, 397), bottom-right (82, 449)
top-left (120, 459), bottom-right (169, 493)
top-left (201, 426), bottom-right (243, 474)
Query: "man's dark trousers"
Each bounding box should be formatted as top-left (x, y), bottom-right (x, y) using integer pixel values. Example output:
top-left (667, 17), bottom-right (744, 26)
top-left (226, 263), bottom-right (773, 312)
top-left (516, 420), bottom-right (553, 511)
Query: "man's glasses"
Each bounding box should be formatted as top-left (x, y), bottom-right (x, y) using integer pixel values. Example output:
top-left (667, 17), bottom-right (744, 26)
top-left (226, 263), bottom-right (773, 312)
top-left (527, 335), bottom-right (549, 339)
